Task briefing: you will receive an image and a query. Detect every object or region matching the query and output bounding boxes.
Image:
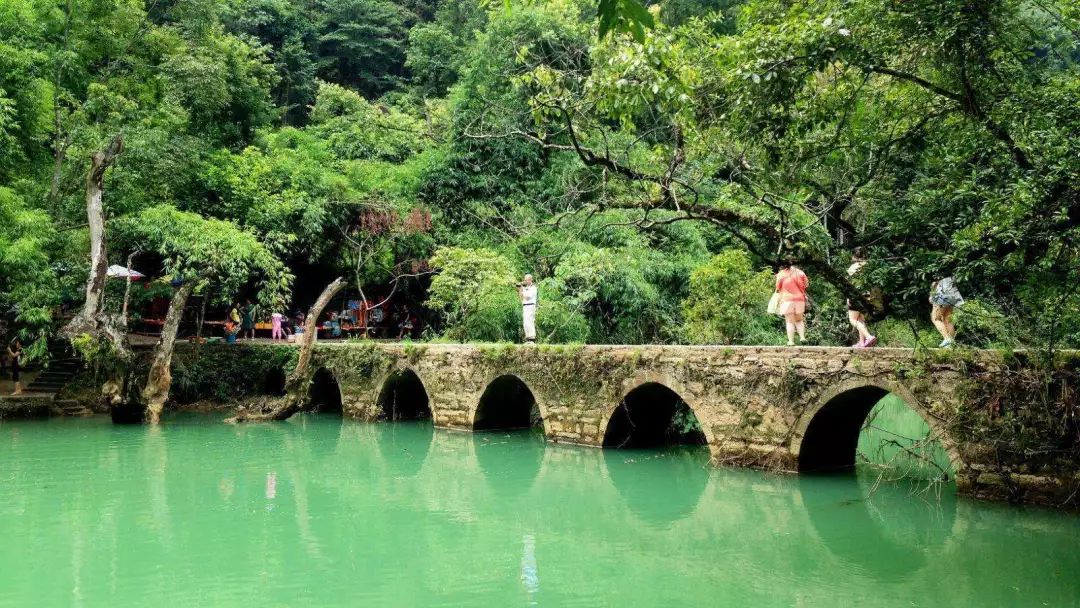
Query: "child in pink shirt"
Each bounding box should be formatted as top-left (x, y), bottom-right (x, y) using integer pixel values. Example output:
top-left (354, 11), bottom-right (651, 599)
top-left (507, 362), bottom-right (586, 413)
top-left (271, 312), bottom-right (284, 341)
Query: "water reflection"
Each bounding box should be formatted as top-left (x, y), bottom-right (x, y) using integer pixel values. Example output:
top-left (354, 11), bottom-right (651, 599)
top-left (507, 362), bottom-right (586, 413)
top-left (1, 416), bottom-right (1077, 607)
top-left (473, 430), bottom-right (545, 498)
top-left (520, 533), bottom-right (540, 606)
top-left (603, 447), bottom-right (710, 527)
top-left (797, 472), bottom-right (957, 581)
top-left (288, 412), bottom-right (343, 456)
top-left (374, 421), bottom-right (434, 477)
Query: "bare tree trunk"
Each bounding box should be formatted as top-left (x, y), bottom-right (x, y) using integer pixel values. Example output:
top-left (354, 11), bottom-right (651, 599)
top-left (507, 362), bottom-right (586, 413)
top-left (141, 281), bottom-right (194, 424)
top-left (121, 251), bottom-right (137, 326)
top-left (49, 129), bottom-right (70, 203)
top-left (64, 134), bottom-right (124, 338)
top-left (196, 293), bottom-right (207, 338)
top-left (48, 0), bottom-right (73, 204)
top-left (227, 277), bottom-right (346, 423)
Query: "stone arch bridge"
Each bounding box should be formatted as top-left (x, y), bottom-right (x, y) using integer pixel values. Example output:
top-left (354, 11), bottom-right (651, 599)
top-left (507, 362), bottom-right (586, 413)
top-left (292, 343), bottom-right (1077, 508)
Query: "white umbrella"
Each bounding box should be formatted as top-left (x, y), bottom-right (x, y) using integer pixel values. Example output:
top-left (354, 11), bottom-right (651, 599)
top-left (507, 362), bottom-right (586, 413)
top-left (106, 264), bottom-right (145, 280)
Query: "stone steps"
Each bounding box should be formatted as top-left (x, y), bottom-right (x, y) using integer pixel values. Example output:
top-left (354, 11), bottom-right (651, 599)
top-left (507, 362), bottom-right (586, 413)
top-left (25, 344), bottom-right (82, 394)
top-left (53, 400), bottom-right (94, 417)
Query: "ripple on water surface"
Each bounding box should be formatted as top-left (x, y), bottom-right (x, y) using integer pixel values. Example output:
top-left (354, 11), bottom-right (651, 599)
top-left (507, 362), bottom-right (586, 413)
top-left (0, 414), bottom-right (1077, 607)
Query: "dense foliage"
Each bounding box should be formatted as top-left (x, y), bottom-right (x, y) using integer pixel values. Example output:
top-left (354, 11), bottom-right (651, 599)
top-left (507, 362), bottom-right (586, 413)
top-left (1, 0), bottom-right (1077, 352)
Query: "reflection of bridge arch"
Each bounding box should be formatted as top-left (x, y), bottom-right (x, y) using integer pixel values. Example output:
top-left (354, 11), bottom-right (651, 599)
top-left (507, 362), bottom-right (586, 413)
top-left (601, 377), bottom-right (709, 449)
top-left (308, 367), bottom-right (343, 414)
top-left (472, 374), bottom-right (547, 434)
top-left (375, 422), bottom-right (434, 477)
top-left (376, 368), bottom-right (432, 421)
top-left (791, 379), bottom-right (963, 478)
top-left (473, 431), bottom-right (545, 498)
top-left (797, 474), bottom-right (959, 581)
top-left (602, 447), bottom-right (709, 526)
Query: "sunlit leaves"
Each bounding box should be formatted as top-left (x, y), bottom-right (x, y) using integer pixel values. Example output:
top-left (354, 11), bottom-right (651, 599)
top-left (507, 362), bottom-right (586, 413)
top-left (114, 205), bottom-right (293, 310)
top-left (427, 246), bottom-right (519, 340)
top-left (681, 250), bottom-right (777, 345)
top-left (0, 188), bottom-right (59, 346)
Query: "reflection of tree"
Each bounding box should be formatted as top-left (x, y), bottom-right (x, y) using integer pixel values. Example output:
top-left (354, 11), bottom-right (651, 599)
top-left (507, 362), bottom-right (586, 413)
top-left (148, 424), bottom-right (174, 535)
top-left (281, 430), bottom-right (328, 564)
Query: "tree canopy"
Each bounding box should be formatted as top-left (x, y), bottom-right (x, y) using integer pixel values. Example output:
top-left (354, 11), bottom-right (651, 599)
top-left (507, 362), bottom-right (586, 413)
top-left (1, 0), bottom-right (1077, 352)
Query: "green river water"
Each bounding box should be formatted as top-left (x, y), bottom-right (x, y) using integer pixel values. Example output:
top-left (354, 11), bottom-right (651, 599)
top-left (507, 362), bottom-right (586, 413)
top-left (1, 413), bottom-right (1077, 607)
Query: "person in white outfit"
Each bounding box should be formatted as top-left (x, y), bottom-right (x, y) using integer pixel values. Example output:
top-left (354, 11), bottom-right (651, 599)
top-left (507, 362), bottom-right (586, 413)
top-left (518, 274), bottom-right (538, 343)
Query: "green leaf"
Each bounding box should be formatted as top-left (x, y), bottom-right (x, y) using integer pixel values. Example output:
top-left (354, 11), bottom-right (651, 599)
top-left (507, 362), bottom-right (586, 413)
top-left (620, 0), bottom-right (654, 29)
top-left (597, 0), bottom-right (618, 38)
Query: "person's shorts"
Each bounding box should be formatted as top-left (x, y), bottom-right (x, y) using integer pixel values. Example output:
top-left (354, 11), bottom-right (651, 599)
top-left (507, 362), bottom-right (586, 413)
top-left (847, 298), bottom-right (871, 314)
top-left (931, 294), bottom-right (960, 307)
top-left (778, 300), bottom-right (805, 316)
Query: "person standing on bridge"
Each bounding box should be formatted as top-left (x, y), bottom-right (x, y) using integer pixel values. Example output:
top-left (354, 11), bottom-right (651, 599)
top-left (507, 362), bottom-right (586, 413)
top-left (930, 275), bottom-right (964, 348)
top-left (519, 274), bottom-right (538, 344)
top-left (241, 299), bottom-right (258, 341)
top-left (775, 259), bottom-right (809, 346)
top-left (271, 311), bottom-right (285, 341)
top-left (846, 251), bottom-right (877, 348)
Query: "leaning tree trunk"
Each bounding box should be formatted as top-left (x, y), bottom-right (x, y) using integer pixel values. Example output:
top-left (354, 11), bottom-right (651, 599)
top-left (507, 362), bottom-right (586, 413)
top-left (141, 281), bottom-right (194, 424)
top-left (227, 277), bottom-right (346, 423)
top-left (64, 134), bottom-right (124, 339)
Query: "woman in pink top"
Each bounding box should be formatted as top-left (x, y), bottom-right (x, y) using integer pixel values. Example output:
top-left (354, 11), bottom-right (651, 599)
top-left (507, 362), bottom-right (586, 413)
top-left (774, 260), bottom-right (809, 346)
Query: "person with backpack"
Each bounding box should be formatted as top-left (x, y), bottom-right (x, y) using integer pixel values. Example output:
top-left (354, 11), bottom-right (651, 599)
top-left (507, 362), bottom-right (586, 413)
top-left (930, 276), bottom-right (964, 348)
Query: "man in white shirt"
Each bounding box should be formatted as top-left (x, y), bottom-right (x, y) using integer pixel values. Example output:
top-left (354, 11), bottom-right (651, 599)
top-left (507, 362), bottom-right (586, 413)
top-left (518, 274), bottom-right (538, 343)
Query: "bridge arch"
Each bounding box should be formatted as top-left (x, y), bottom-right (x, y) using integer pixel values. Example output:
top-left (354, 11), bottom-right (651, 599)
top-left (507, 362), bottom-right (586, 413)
top-left (791, 379), bottom-right (963, 477)
top-left (376, 368), bottom-right (432, 421)
top-left (472, 374), bottom-right (546, 433)
top-left (262, 367), bottom-right (287, 396)
top-left (308, 367), bottom-right (343, 414)
top-left (601, 376), bottom-right (710, 448)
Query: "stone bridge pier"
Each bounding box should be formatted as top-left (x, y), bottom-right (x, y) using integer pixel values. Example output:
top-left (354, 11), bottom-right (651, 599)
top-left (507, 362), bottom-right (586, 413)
top-left (301, 343), bottom-right (1079, 508)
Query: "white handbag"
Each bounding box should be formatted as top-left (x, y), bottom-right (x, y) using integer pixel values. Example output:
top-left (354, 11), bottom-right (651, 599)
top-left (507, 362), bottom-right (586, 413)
top-left (767, 292), bottom-right (781, 315)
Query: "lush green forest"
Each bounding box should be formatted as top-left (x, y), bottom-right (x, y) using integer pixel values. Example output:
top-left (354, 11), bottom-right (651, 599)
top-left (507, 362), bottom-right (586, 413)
top-left (2, 0), bottom-right (1079, 355)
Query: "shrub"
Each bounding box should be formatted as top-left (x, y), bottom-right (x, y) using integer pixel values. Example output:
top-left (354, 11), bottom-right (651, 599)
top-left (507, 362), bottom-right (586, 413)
top-left (681, 250), bottom-right (776, 345)
top-left (953, 299), bottom-right (1024, 348)
top-left (427, 247), bottom-right (519, 341)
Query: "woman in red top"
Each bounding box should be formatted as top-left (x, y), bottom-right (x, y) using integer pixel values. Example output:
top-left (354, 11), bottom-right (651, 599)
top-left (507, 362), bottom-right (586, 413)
top-left (774, 260), bottom-right (809, 346)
